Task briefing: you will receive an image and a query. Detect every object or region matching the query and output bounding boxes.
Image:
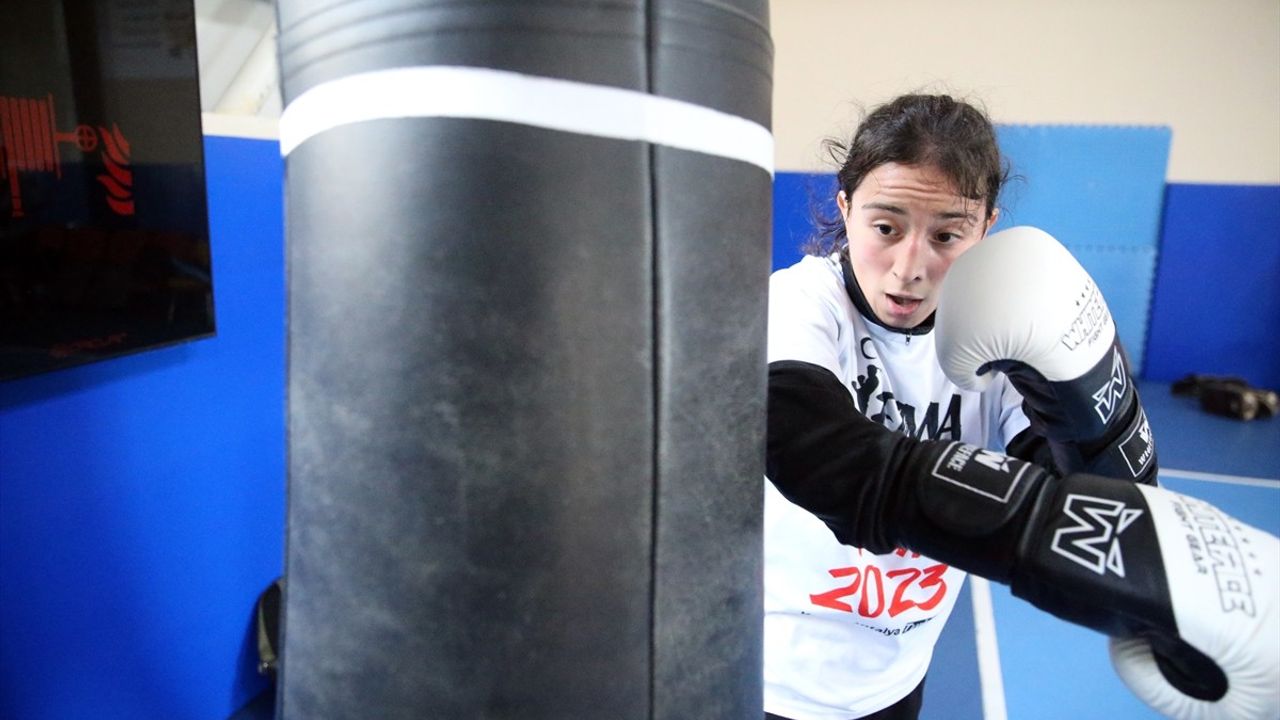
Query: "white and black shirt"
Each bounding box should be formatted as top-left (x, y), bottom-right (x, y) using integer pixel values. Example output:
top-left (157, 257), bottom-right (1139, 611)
top-left (764, 252), bottom-right (1029, 720)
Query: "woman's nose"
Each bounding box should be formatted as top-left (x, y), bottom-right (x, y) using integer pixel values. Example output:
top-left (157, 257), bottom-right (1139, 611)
top-left (891, 234), bottom-right (927, 282)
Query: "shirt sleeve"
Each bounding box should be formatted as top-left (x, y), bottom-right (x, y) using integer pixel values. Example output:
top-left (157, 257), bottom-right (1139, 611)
top-left (766, 359), bottom-right (911, 552)
top-left (766, 260), bottom-right (845, 376)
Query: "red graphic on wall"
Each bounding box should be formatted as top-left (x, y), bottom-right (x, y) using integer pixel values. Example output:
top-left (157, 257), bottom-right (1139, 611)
top-left (0, 93), bottom-right (134, 219)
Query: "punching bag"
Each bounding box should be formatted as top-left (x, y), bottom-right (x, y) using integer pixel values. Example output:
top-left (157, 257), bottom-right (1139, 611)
top-left (274, 2), bottom-right (773, 718)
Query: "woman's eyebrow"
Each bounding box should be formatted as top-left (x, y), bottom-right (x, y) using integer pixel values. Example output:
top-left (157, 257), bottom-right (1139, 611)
top-left (861, 202), bottom-right (905, 215)
top-left (863, 202), bottom-right (976, 224)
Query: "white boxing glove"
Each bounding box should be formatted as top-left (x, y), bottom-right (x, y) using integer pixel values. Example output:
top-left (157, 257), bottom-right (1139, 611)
top-left (936, 226), bottom-right (1156, 482)
top-left (1108, 486), bottom-right (1280, 720)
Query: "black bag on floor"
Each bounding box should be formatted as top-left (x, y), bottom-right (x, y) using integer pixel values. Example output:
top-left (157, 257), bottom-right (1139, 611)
top-left (255, 577), bottom-right (283, 677)
top-left (1172, 373), bottom-right (1278, 421)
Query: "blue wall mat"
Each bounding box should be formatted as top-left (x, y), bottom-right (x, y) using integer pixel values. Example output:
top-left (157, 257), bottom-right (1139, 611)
top-left (0, 135), bottom-right (286, 720)
top-left (992, 125), bottom-right (1172, 374)
top-left (771, 171), bottom-right (833, 270)
top-left (1145, 183), bottom-right (1280, 390)
top-left (992, 125), bottom-right (1171, 249)
top-left (773, 126), bottom-right (1173, 375)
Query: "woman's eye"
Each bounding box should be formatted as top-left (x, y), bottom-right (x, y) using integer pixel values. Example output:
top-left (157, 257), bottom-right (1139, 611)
top-left (874, 223), bottom-right (894, 236)
top-left (936, 232), bottom-right (960, 244)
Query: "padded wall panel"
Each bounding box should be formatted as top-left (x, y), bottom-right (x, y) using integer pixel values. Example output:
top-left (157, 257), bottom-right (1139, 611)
top-left (993, 125), bottom-right (1171, 372)
top-left (1145, 183), bottom-right (1280, 389)
top-left (770, 171), bottom-right (832, 270)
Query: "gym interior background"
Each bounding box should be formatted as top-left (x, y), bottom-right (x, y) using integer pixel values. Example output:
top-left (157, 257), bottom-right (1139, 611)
top-left (1, 1), bottom-right (1276, 718)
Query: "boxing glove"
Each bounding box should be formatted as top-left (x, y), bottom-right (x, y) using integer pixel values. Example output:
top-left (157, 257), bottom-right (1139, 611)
top-left (935, 226), bottom-right (1156, 483)
top-left (890, 441), bottom-right (1279, 720)
top-left (766, 362), bottom-right (1277, 720)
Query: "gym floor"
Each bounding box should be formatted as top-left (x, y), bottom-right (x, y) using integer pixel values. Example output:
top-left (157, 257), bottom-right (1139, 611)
top-left (924, 379), bottom-right (1280, 719)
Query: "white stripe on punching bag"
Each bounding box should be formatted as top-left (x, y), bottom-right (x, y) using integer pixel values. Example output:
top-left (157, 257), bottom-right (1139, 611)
top-left (279, 64), bottom-right (774, 174)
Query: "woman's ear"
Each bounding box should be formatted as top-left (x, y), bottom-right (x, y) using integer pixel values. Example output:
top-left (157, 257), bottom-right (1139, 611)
top-left (836, 190), bottom-right (849, 217)
top-left (984, 208), bottom-right (1000, 235)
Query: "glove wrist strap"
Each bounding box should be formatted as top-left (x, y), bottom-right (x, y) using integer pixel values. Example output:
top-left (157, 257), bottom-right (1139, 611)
top-left (1050, 403), bottom-right (1158, 484)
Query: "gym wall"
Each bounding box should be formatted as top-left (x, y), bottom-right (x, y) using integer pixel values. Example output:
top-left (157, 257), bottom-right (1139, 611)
top-left (0, 130), bottom-right (286, 720)
top-left (770, 0), bottom-right (1280, 389)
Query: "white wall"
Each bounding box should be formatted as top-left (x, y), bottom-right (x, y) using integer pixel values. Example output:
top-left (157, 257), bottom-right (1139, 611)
top-left (771, 0), bottom-right (1280, 183)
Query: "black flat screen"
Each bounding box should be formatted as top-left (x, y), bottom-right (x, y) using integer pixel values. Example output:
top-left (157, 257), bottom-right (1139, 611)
top-left (0, 0), bottom-right (213, 381)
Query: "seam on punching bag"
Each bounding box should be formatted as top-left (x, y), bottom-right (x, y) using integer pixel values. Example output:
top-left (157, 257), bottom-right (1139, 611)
top-left (645, 2), bottom-right (658, 717)
top-left (276, 65), bottom-right (774, 173)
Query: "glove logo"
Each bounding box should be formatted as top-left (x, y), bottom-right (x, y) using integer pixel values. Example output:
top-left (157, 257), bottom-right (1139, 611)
top-left (930, 442), bottom-right (1030, 503)
top-left (1118, 408), bottom-right (1156, 477)
top-left (1060, 280), bottom-right (1108, 351)
top-left (1092, 349), bottom-right (1127, 425)
top-left (1051, 493), bottom-right (1143, 577)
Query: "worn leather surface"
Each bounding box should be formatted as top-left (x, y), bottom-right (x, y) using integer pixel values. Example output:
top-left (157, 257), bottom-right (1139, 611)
top-left (278, 3), bottom-right (771, 718)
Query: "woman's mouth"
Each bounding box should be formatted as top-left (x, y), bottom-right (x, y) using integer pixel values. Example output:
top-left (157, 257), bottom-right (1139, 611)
top-left (884, 293), bottom-right (922, 317)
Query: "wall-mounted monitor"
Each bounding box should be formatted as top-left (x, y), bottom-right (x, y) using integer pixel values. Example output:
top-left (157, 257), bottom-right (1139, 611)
top-left (0, 0), bottom-right (213, 381)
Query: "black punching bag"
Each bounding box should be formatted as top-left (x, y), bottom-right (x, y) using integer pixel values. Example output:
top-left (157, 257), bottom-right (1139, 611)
top-left (274, 2), bottom-right (773, 718)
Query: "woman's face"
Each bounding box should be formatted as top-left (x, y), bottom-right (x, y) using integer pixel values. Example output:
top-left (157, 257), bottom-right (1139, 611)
top-left (839, 162), bottom-right (997, 329)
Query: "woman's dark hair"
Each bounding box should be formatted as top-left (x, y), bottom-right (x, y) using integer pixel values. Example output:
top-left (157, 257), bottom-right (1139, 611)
top-left (805, 94), bottom-right (1010, 256)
